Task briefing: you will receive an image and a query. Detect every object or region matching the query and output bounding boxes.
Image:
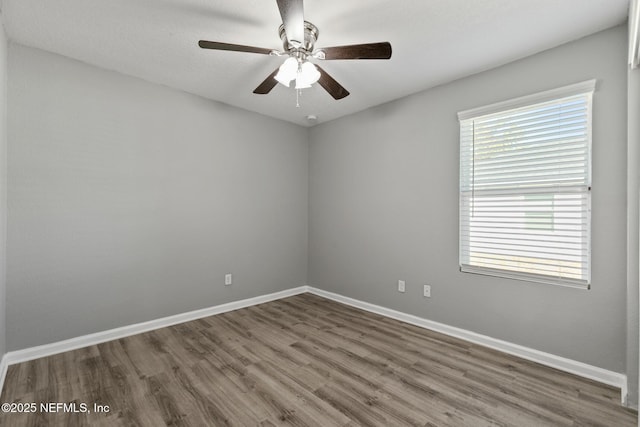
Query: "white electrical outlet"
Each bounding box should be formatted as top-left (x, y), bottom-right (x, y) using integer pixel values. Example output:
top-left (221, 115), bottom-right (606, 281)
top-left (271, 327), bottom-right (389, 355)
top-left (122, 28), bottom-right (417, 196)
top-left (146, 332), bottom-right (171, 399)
top-left (423, 284), bottom-right (431, 298)
top-left (225, 273), bottom-right (232, 286)
top-left (398, 280), bottom-right (405, 293)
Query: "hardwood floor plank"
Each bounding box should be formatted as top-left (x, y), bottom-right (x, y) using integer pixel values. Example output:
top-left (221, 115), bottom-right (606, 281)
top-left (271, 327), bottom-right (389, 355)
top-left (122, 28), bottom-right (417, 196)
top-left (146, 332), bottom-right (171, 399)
top-left (189, 359), bottom-right (269, 424)
top-left (0, 293), bottom-right (636, 426)
top-left (145, 373), bottom-right (191, 427)
top-left (314, 384), bottom-right (391, 426)
top-left (248, 360), bottom-right (350, 426)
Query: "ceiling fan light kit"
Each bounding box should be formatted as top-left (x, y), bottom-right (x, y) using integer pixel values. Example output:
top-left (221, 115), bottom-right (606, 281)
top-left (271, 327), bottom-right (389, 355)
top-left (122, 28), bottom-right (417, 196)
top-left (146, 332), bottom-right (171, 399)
top-left (198, 0), bottom-right (392, 103)
top-left (274, 56), bottom-right (320, 89)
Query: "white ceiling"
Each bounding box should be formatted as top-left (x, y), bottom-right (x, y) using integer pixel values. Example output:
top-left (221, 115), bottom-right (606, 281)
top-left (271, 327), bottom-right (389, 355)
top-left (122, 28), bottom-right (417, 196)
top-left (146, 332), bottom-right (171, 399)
top-left (0, 0), bottom-right (629, 126)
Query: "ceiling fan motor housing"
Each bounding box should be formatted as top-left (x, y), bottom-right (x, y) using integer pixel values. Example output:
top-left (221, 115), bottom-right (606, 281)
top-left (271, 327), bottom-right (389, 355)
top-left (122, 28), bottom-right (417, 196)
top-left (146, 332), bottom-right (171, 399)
top-left (279, 21), bottom-right (319, 58)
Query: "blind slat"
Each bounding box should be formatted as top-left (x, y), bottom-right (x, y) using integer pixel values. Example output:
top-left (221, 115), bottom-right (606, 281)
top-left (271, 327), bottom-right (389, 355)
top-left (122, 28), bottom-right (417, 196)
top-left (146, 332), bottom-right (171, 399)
top-left (470, 106), bottom-right (587, 135)
top-left (461, 254), bottom-right (587, 272)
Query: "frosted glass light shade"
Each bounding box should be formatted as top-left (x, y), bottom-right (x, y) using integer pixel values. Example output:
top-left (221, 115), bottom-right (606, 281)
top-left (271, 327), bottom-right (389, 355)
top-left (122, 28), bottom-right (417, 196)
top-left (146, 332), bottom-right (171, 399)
top-left (274, 57), bottom-right (298, 87)
top-left (295, 78), bottom-right (311, 89)
top-left (296, 61), bottom-right (321, 89)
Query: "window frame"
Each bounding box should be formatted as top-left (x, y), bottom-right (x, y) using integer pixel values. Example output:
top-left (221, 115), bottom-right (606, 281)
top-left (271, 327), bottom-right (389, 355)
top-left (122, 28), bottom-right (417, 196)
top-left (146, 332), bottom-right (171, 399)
top-left (457, 80), bottom-right (595, 289)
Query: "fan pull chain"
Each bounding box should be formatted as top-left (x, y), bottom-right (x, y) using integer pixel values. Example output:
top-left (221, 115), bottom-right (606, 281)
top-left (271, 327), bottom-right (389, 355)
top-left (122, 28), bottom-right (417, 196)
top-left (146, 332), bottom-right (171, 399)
top-left (296, 89), bottom-right (301, 108)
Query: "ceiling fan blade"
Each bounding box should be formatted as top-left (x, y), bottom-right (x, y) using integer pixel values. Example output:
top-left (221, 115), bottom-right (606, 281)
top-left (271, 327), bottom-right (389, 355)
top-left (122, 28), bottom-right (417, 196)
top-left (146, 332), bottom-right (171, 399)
top-left (276, 0), bottom-right (304, 48)
top-left (253, 68), bottom-right (280, 95)
top-left (319, 42), bottom-right (392, 60)
top-left (198, 40), bottom-right (273, 55)
top-left (316, 65), bottom-right (349, 100)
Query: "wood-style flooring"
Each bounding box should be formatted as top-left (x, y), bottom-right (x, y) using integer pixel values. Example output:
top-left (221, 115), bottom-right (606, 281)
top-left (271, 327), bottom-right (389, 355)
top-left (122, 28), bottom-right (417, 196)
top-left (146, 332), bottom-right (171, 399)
top-left (0, 293), bottom-right (636, 426)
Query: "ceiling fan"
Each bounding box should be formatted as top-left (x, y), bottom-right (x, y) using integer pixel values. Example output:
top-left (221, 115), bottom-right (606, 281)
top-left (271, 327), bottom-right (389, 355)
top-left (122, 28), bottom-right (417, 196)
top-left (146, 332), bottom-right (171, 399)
top-left (198, 0), bottom-right (392, 100)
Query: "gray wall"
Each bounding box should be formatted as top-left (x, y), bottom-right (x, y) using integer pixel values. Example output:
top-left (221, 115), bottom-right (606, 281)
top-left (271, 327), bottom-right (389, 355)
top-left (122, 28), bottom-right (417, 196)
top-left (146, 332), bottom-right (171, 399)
top-left (309, 26), bottom-right (628, 374)
top-left (0, 15), bottom-right (7, 360)
top-left (6, 45), bottom-right (308, 351)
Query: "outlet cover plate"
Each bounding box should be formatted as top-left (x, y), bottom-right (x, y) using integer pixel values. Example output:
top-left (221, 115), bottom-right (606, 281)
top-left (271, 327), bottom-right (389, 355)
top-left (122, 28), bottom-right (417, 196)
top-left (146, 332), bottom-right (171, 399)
top-left (398, 280), bottom-right (406, 293)
top-left (423, 284), bottom-right (431, 298)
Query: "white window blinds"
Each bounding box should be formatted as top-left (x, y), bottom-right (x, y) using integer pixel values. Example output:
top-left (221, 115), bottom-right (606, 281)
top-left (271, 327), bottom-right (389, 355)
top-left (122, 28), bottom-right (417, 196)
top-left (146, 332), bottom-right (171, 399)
top-left (458, 81), bottom-right (594, 288)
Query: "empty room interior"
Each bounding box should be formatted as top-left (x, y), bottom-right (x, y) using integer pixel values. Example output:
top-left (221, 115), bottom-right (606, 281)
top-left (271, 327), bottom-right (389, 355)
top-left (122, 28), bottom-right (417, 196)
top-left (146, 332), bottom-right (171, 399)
top-left (0, 0), bottom-right (639, 425)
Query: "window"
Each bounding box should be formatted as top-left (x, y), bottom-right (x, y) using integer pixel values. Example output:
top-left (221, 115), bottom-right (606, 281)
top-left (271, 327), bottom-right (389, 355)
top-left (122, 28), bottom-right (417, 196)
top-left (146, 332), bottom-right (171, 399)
top-left (458, 81), bottom-right (594, 289)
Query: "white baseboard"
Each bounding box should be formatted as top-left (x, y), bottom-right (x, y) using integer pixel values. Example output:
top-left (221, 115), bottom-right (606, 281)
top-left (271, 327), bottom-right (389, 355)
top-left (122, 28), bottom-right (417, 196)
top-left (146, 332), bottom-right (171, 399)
top-left (0, 354), bottom-right (7, 398)
top-left (307, 286), bottom-right (628, 404)
top-left (0, 284), bottom-right (628, 406)
top-left (3, 286), bottom-right (309, 367)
